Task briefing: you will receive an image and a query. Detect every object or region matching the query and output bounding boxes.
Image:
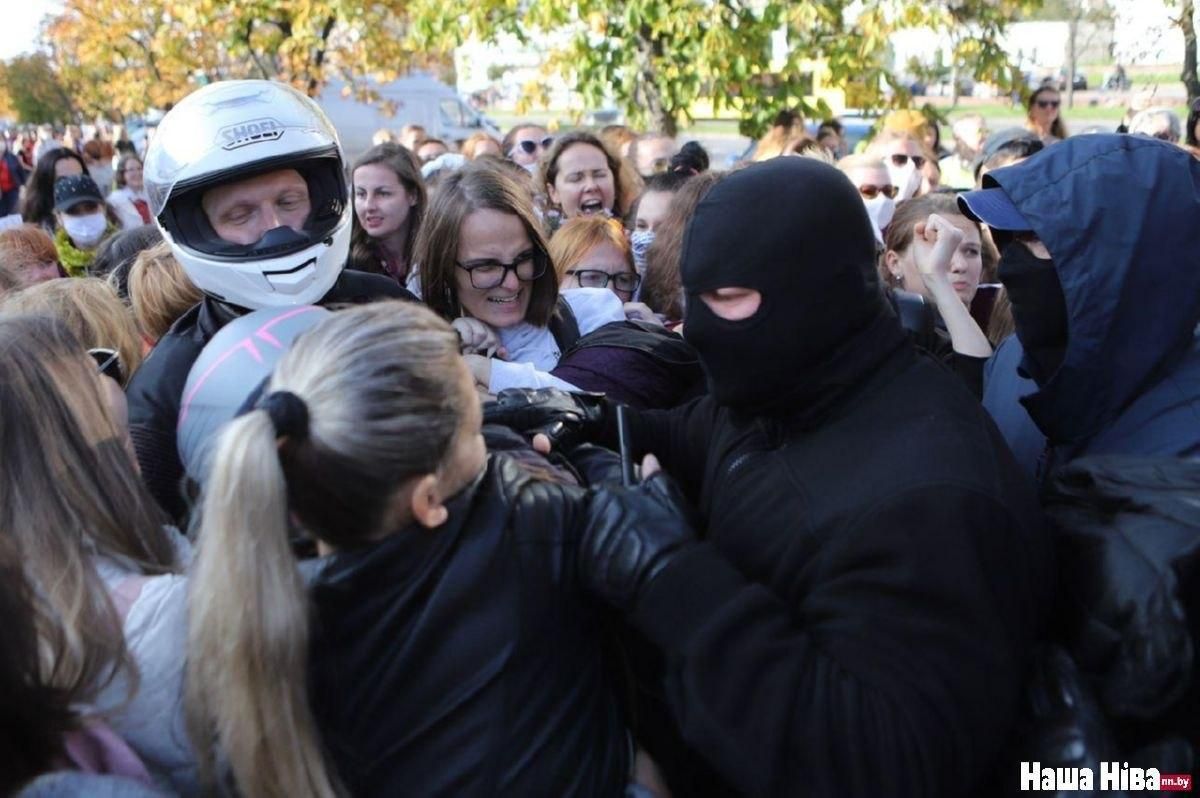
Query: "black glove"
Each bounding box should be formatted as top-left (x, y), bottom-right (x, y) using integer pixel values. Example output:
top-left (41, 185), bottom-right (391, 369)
top-left (579, 472), bottom-right (696, 613)
top-left (483, 388), bottom-right (608, 451)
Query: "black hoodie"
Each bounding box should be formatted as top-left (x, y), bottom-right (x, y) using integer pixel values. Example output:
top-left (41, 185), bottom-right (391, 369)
top-left (606, 158), bottom-right (1052, 797)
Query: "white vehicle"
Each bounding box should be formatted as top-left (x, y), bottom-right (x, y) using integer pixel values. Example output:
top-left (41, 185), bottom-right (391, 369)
top-left (317, 73), bottom-right (501, 158)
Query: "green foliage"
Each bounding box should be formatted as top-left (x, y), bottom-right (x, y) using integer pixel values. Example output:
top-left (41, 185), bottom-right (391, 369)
top-left (0, 54), bottom-right (75, 123)
top-left (407, 0), bottom-right (1040, 138)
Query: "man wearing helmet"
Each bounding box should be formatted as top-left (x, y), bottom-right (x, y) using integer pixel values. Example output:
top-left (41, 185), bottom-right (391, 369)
top-left (126, 80), bottom-right (412, 521)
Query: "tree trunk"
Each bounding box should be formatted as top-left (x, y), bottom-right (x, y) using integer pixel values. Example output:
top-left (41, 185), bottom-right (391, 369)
top-left (950, 62), bottom-right (961, 107)
top-left (1066, 15), bottom-right (1078, 109)
top-left (633, 27), bottom-right (676, 136)
top-left (1183, 0), bottom-right (1200, 105)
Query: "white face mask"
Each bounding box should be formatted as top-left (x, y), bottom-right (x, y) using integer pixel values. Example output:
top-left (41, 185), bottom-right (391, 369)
top-left (886, 161), bottom-right (922, 201)
top-left (62, 211), bottom-right (108, 248)
top-left (629, 229), bottom-right (655, 275)
top-left (862, 195), bottom-right (895, 243)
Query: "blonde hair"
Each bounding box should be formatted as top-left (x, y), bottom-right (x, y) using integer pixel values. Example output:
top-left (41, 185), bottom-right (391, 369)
top-left (187, 300), bottom-right (470, 797)
top-left (127, 242), bottom-right (203, 343)
top-left (371, 128), bottom-right (398, 146)
top-left (548, 216), bottom-right (633, 282)
top-left (0, 315), bottom-right (176, 705)
top-left (837, 153), bottom-right (888, 173)
top-left (1, 277), bottom-right (142, 385)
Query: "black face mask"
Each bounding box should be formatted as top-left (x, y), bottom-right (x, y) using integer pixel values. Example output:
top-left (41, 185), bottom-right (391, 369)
top-left (681, 158), bottom-right (906, 419)
top-left (998, 242), bottom-right (1068, 385)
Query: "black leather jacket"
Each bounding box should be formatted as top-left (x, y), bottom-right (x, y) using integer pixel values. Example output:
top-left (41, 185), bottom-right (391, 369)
top-left (126, 269), bottom-right (412, 522)
top-left (303, 454), bottom-right (629, 797)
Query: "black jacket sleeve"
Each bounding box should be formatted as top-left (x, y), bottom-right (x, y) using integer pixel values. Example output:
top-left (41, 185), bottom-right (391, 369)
top-left (126, 336), bottom-right (199, 522)
top-left (628, 485), bottom-right (1046, 797)
top-left (597, 396), bottom-right (719, 502)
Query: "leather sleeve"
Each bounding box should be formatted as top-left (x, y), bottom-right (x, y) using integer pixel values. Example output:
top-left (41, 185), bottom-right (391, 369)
top-left (595, 397), bottom-right (719, 504)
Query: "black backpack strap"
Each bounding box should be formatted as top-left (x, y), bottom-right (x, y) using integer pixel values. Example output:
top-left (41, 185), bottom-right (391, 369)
top-left (548, 296), bottom-right (581, 353)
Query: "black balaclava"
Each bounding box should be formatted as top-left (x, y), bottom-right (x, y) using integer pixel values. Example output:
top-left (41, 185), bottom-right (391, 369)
top-left (681, 157), bottom-right (907, 421)
top-left (996, 242), bottom-right (1068, 386)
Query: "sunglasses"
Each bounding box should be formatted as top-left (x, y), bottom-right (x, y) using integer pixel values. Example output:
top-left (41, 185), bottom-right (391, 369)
top-left (88, 347), bottom-right (124, 384)
top-left (889, 153), bottom-right (926, 169)
top-left (1036, 99), bottom-right (1061, 109)
top-left (858, 183), bottom-right (898, 199)
top-left (516, 137), bottom-right (554, 155)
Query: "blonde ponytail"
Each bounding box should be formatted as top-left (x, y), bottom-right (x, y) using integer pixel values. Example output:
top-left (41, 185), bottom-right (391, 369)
top-left (186, 410), bottom-right (339, 798)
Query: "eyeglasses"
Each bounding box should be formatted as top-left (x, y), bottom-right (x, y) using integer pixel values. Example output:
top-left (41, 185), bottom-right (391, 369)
top-left (889, 153), bottom-right (926, 169)
top-left (1036, 99), bottom-right (1061, 109)
top-left (516, 137), bottom-right (554, 155)
top-left (88, 347), bottom-right (124, 384)
top-left (858, 183), bottom-right (898, 199)
top-left (565, 269), bottom-right (642, 293)
top-left (456, 250), bottom-right (544, 289)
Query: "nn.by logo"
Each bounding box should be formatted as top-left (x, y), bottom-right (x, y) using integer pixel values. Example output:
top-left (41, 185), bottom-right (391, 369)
top-left (1020, 762), bottom-right (1192, 791)
top-left (218, 118), bottom-right (284, 150)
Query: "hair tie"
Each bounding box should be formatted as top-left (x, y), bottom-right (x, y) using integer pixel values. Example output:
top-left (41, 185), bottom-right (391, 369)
top-left (259, 391), bottom-right (310, 442)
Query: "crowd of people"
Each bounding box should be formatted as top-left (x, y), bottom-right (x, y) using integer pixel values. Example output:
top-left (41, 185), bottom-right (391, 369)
top-left (0, 74), bottom-right (1198, 798)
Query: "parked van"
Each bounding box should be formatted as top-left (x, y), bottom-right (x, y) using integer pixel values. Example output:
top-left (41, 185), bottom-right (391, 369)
top-left (317, 73), bottom-right (501, 158)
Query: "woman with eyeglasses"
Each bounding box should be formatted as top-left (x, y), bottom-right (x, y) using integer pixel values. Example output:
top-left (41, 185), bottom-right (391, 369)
top-left (417, 161), bottom-right (626, 394)
top-left (418, 162), bottom-right (700, 406)
top-left (865, 130), bottom-right (928, 201)
top-left (501, 122), bottom-right (553, 172)
top-left (550, 217), bottom-right (642, 303)
top-left (1027, 85), bottom-right (1067, 142)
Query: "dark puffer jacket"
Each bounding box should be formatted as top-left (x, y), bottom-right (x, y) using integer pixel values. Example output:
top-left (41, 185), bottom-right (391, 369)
top-left (303, 454), bottom-right (629, 797)
top-left (1043, 456), bottom-right (1200, 765)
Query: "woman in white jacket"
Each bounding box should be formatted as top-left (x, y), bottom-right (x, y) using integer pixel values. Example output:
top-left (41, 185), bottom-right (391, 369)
top-left (0, 315), bottom-right (196, 794)
top-left (107, 154), bottom-right (152, 231)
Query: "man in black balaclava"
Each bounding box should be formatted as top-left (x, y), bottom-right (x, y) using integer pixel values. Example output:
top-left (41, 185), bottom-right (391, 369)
top-left (486, 157), bottom-right (1051, 796)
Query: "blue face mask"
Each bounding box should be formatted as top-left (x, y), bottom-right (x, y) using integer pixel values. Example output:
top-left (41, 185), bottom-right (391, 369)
top-left (630, 229), bottom-right (655, 275)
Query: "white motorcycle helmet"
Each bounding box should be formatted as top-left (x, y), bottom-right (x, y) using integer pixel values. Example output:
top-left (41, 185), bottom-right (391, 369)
top-left (144, 80), bottom-right (351, 310)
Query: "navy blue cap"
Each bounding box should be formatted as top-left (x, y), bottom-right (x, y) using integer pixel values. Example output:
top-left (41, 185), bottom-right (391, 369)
top-left (957, 187), bottom-right (1033, 232)
top-left (53, 174), bottom-right (105, 212)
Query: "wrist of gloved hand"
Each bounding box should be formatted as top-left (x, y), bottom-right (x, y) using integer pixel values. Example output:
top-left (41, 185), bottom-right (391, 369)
top-left (483, 388), bottom-right (609, 450)
top-left (579, 472), bottom-right (696, 613)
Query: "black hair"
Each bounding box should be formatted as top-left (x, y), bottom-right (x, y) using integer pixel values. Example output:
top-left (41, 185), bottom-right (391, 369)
top-left (670, 141), bottom-right (709, 175)
top-left (817, 119), bottom-right (844, 137)
top-left (21, 149), bottom-right (88, 231)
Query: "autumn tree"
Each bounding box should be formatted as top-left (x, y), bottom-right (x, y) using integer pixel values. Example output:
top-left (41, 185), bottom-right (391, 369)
top-left (41, 0), bottom-right (451, 118)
